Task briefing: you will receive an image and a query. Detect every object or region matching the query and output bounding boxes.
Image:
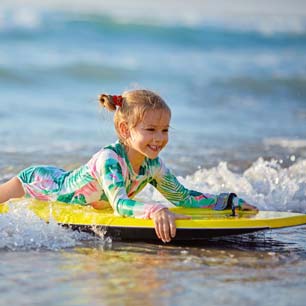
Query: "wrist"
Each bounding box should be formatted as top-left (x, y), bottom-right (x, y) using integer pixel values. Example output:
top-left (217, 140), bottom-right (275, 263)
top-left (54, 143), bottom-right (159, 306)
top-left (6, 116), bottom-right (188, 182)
top-left (151, 206), bottom-right (168, 219)
top-left (214, 192), bottom-right (237, 211)
top-left (233, 197), bottom-right (244, 210)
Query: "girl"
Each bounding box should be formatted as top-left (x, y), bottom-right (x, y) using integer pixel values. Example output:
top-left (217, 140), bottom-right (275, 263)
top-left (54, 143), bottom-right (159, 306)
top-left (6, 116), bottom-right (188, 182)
top-left (0, 89), bottom-right (257, 243)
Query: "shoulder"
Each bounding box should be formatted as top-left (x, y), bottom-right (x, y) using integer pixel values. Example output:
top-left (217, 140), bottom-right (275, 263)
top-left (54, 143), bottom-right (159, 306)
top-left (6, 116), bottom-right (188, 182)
top-left (103, 141), bottom-right (124, 155)
top-left (87, 142), bottom-right (127, 173)
top-left (92, 144), bottom-right (119, 162)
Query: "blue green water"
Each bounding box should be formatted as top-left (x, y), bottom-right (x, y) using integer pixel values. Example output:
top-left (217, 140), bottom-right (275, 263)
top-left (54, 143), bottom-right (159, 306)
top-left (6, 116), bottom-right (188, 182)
top-left (1, 1), bottom-right (306, 305)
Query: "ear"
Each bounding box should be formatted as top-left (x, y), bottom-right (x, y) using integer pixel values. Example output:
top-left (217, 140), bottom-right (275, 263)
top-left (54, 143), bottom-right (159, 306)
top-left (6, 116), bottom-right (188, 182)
top-left (118, 121), bottom-right (130, 140)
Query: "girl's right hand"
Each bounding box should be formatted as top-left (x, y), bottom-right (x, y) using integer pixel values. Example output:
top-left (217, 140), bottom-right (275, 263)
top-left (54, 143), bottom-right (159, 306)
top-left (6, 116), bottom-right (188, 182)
top-left (152, 208), bottom-right (191, 243)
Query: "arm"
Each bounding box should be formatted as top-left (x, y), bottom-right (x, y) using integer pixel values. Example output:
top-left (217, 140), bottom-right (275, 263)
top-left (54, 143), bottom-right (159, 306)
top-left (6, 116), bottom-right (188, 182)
top-left (93, 152), bottom-right (166, 218)
top-left (151, 159), bottom-right (217, 208)
top-left (151, 158), bottom-right (255, 211)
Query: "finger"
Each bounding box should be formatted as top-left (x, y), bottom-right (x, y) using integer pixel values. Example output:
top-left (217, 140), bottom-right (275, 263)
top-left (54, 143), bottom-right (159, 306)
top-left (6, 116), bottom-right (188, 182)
top-left (155, 224), bottom-right (161, 239)
top-left (162, 221), bottom-right (170, 242)
top-left (174, 213), bottom-right (192, 220)
top-left (251, 205), bottom-right (259, 211)
top-left (165, 212), bottom-right (176, 239)
top-left (169, 218), bottom-right (176, 238)
top-left (155, 216), bottom-right (168, 243)
top-left (154, 219), bottom-right (162, 239)
top-left (153, 210), bottom-right (170, 242)
top-left (247, 204), bottom-right (257, 210)
top-left (243, 204), bottom-right (258, 211)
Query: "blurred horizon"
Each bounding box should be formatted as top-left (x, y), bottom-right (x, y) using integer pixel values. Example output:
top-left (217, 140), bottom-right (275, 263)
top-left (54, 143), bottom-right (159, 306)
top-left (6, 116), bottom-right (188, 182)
top-left (1, 0), bottom-right (306, 212)
top-left (1, 0), bottom-right (306, 32)
top-left (1, 0), bottom-right (306, 156)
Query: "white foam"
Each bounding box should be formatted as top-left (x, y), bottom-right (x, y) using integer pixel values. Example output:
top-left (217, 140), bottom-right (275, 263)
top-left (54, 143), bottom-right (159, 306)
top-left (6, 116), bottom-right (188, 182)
top-left (1, 158), bottom-right (305, 250)
top-left (140, 158), bottom-right (306, 214)
top-left (243, 158), bottom-right (306, 212)
top-left (0, 200), bottom-right (93, 251)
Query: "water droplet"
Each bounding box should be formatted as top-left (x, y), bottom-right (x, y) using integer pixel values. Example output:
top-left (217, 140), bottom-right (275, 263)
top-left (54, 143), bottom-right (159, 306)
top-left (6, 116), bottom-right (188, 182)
top-left (290, 155), bottom-right (296, 162)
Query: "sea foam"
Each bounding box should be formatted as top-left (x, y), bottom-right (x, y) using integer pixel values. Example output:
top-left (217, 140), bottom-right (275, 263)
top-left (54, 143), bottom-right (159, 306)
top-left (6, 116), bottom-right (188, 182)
top-left (0, 200), bottom-right (92, 251)
top-left (140, 158), bottom-right (306, 214)
top-left (1, 158), bottom-right (305, 250)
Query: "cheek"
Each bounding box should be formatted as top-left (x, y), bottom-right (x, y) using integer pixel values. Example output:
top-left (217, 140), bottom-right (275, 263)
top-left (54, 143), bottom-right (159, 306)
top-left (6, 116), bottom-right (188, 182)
top-left (132, 131), bottom-right (148, 143)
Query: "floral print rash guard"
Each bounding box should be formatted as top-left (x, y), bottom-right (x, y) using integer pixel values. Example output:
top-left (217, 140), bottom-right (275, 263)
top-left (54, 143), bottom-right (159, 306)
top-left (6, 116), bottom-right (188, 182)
top-left (18, 141), bottom-right (219, 219)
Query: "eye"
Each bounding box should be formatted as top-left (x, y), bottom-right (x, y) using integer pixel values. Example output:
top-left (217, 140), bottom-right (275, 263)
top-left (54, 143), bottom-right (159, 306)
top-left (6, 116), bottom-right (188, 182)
top-left (145, 128), bottom-right (155, 132)
top-left (162, 129), bottom-right (169, 133)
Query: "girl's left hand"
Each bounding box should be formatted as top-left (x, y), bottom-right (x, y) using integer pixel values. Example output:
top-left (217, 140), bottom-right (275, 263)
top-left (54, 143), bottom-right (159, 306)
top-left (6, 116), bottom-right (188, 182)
top-left (152, 208), bottom-right (191, 243)
top-left (241, 202), bottom-right (258, 211)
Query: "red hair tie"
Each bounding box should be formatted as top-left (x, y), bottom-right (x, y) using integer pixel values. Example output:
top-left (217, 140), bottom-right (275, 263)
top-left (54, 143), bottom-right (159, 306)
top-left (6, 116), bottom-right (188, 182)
top-left (113, 95), bottom-right (123, 107)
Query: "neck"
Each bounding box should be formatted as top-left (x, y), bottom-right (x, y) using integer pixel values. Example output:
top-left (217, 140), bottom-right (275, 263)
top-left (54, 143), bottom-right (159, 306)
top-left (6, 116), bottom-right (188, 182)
top-left (126, 147), bottom-right (145, 174)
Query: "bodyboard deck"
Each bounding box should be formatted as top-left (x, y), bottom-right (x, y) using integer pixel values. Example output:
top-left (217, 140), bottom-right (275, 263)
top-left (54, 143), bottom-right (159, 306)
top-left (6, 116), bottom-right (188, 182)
top-left (1, 200), bottom-right (306, 241)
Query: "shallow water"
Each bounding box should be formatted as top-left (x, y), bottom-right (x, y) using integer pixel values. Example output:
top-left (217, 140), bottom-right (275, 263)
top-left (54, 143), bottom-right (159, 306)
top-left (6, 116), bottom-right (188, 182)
top-left (1, 231), bottom-right (306, 306)
top-left (1, 0), bottom-right (306, 305)
top-left (1, 200), bottom-right (306, 305)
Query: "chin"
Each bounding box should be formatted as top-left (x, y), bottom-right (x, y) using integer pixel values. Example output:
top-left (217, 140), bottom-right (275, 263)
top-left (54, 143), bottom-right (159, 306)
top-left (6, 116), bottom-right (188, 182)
top-left (147, 155), bottom-right (158, 160)
top-left (146, 152), bottom-right (160, 160)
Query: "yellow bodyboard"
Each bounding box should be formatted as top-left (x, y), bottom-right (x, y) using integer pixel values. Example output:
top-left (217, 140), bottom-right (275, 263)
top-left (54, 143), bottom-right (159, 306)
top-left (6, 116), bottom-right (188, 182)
top-left (1, 199), bottom-right (306, 241)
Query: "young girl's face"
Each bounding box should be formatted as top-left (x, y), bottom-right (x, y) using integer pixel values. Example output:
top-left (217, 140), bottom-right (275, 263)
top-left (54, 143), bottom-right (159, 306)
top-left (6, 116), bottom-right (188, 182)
top-left (127, 109), bottom-right (170, 161)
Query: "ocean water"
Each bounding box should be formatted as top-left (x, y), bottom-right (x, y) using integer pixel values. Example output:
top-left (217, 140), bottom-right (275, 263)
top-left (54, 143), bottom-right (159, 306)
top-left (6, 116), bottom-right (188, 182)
top-left (1, 1), bottom-right (306, 305)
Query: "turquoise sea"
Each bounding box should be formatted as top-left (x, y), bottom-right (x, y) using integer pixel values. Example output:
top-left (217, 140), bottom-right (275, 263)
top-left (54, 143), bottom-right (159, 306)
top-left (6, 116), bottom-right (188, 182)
top-left (1, 1), bottom-right (306, 305)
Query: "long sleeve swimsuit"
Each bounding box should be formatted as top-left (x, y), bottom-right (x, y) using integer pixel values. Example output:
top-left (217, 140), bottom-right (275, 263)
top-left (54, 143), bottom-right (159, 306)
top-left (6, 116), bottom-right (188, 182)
top-left (17, 141), bottom-right (219, 219)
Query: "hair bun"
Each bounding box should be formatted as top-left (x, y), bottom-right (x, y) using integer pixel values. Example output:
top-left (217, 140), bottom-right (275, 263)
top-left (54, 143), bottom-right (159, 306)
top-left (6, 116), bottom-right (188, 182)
top-left (98, 94), bottom-right (116, 111)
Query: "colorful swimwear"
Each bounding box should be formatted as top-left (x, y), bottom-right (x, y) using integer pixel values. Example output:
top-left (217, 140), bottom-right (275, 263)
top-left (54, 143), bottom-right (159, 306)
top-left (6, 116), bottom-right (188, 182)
top-left (18, 141), bottom-right (219, 219)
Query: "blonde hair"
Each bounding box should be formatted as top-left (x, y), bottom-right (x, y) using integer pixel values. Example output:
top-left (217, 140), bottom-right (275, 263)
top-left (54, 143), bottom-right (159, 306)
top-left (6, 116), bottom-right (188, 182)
top-left (99, 89), bottom-right (171, 143)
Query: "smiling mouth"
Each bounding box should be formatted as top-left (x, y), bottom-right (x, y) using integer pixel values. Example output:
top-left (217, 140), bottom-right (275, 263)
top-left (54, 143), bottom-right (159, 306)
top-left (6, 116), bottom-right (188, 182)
top-left (148, 145), bottom-right (161, 152)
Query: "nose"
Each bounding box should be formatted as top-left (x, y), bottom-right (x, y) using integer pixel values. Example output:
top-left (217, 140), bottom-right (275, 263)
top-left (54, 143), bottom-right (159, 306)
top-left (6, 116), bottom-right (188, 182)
top-left (153, 131), bottom-right (166, 143)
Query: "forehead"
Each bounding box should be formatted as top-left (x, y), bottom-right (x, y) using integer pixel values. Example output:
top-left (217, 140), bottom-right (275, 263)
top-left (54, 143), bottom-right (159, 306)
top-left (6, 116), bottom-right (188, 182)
top-left (141, 109), bottom-right (171, 126)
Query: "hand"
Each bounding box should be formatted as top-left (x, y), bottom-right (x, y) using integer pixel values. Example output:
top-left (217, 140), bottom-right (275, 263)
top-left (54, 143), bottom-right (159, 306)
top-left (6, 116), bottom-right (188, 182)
top-left (152, 208), bottom-right (191, 243)
top-left (91, 200), bottom-right (109, 210)
top-left (241, 202), bottom-right (258, 212)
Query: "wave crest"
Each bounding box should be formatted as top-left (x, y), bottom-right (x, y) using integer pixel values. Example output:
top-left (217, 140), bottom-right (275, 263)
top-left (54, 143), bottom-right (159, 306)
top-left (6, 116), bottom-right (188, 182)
top-left (140, 158), bottom-right (306, 214)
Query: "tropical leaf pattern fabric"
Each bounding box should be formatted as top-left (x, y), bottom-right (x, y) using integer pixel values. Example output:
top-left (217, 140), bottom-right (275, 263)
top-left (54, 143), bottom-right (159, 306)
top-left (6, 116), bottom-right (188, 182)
top-left (17, 141), bottom-right (218, 218)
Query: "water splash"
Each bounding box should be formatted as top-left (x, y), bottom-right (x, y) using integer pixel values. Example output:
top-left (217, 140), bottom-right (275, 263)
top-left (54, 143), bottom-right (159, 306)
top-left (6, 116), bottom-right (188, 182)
top-left (140, 158), bottom-right (306, 214)
top-left (1, 158), bottom-right (305, 250)
top-left (243, 158), bottom-right (306, 212)
top-left (0, 200), bottom-right (94, 251)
